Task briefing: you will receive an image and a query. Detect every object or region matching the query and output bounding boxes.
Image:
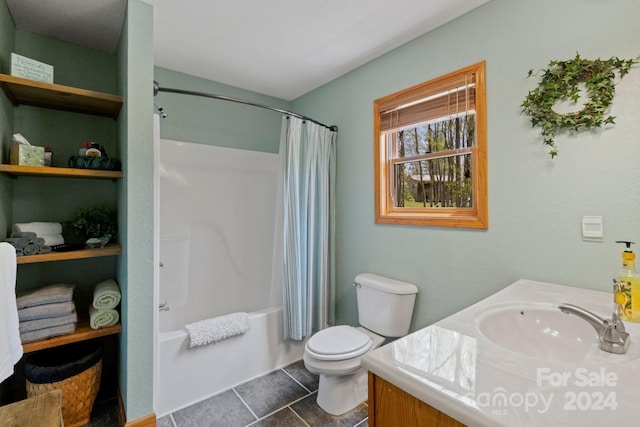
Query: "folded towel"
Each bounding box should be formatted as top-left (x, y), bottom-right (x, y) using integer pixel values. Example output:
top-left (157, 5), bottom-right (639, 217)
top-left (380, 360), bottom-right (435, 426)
top-left (40, 234), bottom-right (64, 246)
top-left (0, 243), bottom-right (22, 383)
top-left (22, 245), bottom-right (39, 256)
top-left (19, 311), bottom-right (78, 334)
top-left (32, 237), bottom-right (45, 246)
top-left (18, 301), bottom-right (75, 322)
top-left (17, 284), bottom-right (75, 309)
top-left (5, 237), bottom-right (30, 248)
top-left (185, 312), bottom-right (250, 348)
top-left (92, 279), bottom-right (121, 310)
top-left (89, 306), bottom-right (119, 329)
top-left (10, 231), bottom-right (36, 239)
top-left (20, 322), bottom-right (76, 344)
top-left (13, 222), bottom-right (62, 236)
top-left (38, 245), bottom-right (52, 254)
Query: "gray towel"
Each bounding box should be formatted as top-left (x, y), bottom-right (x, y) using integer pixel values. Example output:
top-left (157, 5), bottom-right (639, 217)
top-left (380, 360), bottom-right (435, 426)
top-left (5, 237), bottom-right (30, 248)
top-left (17, 284), bottom-right (74, 309)
top-left (19, 311), bottom-right (78, 333)
top-left (11, 231), bottom-right (36, 239)
top-left (22, 245), bottom-right (39, 256)
top-left (18, 301), bottom-right (75, 322)
top-left (37, 245), bottom-right (52, 254)
top-left (20, 323), bottom-right (76, 344)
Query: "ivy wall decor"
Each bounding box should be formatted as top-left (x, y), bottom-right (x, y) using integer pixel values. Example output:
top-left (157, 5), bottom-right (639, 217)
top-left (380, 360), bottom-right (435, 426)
top-left (521, 53), bottom-right (635, 158)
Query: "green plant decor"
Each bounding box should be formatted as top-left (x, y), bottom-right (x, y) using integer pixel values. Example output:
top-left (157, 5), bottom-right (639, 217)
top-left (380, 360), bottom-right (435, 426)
top-left (68, 206), bottom-right (117, 240)
top-left (521, 53), bottom-right (635, 158)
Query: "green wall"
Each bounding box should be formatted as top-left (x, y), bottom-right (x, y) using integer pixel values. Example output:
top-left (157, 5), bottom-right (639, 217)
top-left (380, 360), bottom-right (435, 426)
top-left (0, 0), bottom-right (14, 241)
top-left (117, 0), bottom-right (154, 421)
top-left (292, 0), bottom-right (640, 330)
top-left (153, 66), bottom-right (289, 153)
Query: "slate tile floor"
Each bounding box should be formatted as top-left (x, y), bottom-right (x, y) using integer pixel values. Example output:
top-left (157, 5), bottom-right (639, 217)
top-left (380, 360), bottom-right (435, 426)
top-left (157, 360), bottom-right (369, 427)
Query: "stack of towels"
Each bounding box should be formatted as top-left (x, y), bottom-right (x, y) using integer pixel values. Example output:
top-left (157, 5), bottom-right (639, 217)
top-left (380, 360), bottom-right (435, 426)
top-left (89, 279), bottom-right (121, 329)
top-left (17, 284), bottom-right (77, 343)
top-left (6, 222), bottom-right (65, 257)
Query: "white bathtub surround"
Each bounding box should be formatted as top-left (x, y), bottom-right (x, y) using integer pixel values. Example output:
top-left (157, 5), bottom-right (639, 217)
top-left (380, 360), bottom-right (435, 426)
top-left (281, 117), bottom-right (338, 340)
top-left (155, 140), bottom-right (305, 416)
top-left (185, 312), bottom-right (250, 347)
top-left (362, 279), bottom-right (640, 426)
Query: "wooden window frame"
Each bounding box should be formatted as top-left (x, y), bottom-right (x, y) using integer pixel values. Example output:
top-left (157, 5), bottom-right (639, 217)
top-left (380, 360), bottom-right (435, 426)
top-left (374, 61), bottom-right (488, 229)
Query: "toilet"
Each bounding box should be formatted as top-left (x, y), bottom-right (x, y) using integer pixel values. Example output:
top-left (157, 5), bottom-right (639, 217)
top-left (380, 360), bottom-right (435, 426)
top-left (303, 273), bottom-right (419, 415)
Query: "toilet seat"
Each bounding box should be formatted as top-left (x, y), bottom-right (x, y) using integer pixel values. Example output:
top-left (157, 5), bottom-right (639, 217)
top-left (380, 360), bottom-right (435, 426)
top-left (306, 325), bottom-right (373, 361)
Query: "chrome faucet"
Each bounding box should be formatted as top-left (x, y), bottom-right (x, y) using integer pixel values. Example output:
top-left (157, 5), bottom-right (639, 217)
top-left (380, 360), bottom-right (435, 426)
top-left (558, 303), bottom-right (630, 354)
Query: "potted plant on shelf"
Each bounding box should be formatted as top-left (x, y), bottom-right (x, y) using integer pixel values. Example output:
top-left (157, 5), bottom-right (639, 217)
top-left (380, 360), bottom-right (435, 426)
top-left (67, 206), bottom-right (117, 248)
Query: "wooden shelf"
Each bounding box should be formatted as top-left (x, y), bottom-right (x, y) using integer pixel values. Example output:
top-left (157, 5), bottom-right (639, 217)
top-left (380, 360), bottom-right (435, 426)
top-left (0, 164), bottom-right (122, 179)
top-left (0, 73), bottom-right (122, 118)
top-left (22, 315), bottom-right (121, 353)
top-left (17, 244), bottom-right (122, 265)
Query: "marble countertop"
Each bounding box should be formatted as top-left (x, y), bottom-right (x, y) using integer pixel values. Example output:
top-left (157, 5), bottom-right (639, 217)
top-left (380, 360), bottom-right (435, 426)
top-left (361, 279), bottom-right (640, 426)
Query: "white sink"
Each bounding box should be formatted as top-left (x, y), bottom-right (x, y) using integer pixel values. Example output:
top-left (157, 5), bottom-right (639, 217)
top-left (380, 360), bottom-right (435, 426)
top-left (476, 304), bottom-right (598, 361)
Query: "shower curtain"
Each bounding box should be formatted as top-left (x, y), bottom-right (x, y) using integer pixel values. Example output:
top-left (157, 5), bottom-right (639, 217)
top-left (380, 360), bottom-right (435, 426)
top-left (281, 116), bottom-right (337, 341)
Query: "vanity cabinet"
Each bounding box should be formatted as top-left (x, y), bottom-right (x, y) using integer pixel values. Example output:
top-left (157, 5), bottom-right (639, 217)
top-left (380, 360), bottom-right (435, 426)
top-left (368, 373), bottom-right (466, 427)
top-left (0, 73), bottom-right (123, 353)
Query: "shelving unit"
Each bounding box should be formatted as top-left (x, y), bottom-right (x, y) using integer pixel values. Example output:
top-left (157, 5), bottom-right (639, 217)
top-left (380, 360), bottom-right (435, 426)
top-left (23, 318), bottom-right (122, 354)
top-left (16, 244), bottom-right (122, 265)
top-left (1, 75), bottom-right (123, 353)
top-left (0, 164), bottom-right (122, 179)
top-left (0, 73), bottom-right (123, 118)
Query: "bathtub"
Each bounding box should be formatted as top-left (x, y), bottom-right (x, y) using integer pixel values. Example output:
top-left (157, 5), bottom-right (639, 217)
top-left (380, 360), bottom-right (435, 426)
top-left (154, 139), bottom-right (306, 417)
top-left (155, 306), bottom-right (305, 417)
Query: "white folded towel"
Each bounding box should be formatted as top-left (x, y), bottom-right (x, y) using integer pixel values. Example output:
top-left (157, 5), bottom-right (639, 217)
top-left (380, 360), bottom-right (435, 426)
top-left (89, 306), bottom-right (119, 329)
top-left (185, 312), bottom-right (250, 348)
top-left (92, 279), bottom-right (121, 310)
top-left (39, 234), bottom-right (64, 246)
top-left (13, 222), bottom-right (63, 237)
top-left (0, 243), bottom-right (22, 383)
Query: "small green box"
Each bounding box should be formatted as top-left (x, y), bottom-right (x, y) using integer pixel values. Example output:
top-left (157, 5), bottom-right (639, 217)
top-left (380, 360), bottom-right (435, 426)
top-left (10, 144), bottom-right (45, 166)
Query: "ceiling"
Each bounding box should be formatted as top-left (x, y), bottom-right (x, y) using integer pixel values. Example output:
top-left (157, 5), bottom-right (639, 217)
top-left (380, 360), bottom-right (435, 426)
top-left (7, 0), bottom-right (490, 100)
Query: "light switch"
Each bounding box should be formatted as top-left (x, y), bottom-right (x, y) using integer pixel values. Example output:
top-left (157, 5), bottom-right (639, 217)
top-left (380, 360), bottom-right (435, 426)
top-left (582, 216), bottom-right (603, 240)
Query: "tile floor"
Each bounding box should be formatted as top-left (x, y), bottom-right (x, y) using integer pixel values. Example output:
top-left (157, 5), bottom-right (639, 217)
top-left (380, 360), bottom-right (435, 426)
top-left (156, 360), bottom-right (369, 427)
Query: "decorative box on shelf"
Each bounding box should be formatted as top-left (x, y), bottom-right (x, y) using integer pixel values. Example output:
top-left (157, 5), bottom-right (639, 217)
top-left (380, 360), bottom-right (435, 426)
top-left (11, 53), bottom-right (54, 83)
top-left (10, 143), bottom-right (45, 166)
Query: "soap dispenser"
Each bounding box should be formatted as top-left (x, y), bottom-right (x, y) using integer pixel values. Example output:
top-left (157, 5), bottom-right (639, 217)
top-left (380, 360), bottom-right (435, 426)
top-left (613, 241), bottom-right (640, 322)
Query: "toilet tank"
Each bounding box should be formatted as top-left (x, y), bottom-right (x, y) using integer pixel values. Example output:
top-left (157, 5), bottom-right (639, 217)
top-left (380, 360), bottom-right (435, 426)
top-left (354, 273), bottom-right (419, 337)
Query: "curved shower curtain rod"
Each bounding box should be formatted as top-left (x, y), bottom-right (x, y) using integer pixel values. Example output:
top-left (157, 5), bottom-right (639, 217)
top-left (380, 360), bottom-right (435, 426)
top-left (153, 81), bottom-right (337, 131)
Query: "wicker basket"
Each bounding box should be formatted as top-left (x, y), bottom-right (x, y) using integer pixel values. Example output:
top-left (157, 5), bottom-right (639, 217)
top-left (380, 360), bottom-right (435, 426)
top-left (24, 341), bottom-right (102, 427)
top-left (26, 359), bottom-right (102, 427)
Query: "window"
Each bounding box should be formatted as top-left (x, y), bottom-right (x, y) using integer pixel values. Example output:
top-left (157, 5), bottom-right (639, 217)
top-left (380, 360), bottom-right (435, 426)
top-left (374, 61), bottom-right (488, 229)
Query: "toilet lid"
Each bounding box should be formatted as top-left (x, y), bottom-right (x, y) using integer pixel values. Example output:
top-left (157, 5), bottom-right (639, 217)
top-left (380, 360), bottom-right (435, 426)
top-left (306, 325), bottom-right (373, 361)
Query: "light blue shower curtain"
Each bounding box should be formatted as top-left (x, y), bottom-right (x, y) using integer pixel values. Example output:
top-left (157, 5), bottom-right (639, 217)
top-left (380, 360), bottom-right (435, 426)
top-left (281, 116), bottom-right (337, 341)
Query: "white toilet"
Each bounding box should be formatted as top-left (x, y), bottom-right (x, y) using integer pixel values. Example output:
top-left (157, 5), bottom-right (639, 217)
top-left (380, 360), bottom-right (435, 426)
top-left (303, 273), bottom-right (419, 415)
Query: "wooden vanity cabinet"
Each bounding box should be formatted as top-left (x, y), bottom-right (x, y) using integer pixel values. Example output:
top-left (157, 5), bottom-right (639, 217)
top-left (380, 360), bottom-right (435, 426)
top-left (368, 372), bottom-right (466, 427)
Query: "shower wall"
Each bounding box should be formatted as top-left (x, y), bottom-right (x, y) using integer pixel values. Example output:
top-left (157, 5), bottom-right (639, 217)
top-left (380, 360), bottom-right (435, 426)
top-left (155, 138), bottom-right (305, 415)
top-left (158, 138), bottom-right (283, 328)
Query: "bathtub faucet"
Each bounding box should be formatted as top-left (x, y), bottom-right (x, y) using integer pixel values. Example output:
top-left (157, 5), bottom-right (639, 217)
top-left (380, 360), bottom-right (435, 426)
top-left (159, 301), bottom-right (170, 312)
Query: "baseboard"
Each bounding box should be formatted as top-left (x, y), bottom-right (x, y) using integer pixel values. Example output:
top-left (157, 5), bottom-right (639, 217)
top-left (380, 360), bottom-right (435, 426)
top-left (125, 413), bottom-right (156, 427)
top-left (118, 387), bottom-right (156, 427)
